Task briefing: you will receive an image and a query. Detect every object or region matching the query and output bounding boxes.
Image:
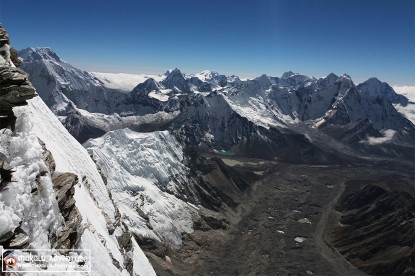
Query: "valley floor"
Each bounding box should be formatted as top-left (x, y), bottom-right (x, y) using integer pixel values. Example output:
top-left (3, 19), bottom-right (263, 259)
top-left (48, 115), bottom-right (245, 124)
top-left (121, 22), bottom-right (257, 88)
top-left (143, 160), bottom-right (414, 276)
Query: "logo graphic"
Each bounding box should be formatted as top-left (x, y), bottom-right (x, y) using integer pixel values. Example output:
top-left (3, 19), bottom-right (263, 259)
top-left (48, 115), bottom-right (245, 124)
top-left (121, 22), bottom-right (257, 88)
top-left (4, 252), bottom-right (17, 268)
top-left (2, 249), bottom-right (91, 273)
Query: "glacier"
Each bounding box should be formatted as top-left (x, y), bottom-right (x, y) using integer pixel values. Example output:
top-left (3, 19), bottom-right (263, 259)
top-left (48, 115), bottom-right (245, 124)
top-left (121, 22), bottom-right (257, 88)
top-left (84, 129), bottom-right (199, 248)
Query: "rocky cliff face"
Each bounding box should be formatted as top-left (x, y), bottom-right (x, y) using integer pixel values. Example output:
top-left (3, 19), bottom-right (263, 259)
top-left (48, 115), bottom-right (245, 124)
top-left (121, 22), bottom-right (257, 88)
top-left (0, 25), bottom-right (36, 129)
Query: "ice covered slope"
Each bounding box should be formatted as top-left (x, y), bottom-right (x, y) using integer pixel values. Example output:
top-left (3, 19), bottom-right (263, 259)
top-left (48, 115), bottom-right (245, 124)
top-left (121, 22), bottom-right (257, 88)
top-left (84, 129), bottom-right (199, 248)
top-left (1, 95), bottom-right (156, 275)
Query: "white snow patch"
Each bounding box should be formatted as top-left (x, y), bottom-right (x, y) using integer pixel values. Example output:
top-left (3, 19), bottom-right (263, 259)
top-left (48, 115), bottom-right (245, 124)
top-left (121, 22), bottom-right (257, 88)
top-left (224, 94), bottom-right (287, 128)
top-left (295, 237), bottom-right (307, 243)
top-left (148, 91), bottom-right (170, 102)
top-left (314, 118), bottom-right (326, 128)
top-left (298, 218), bottom-right (312, 224)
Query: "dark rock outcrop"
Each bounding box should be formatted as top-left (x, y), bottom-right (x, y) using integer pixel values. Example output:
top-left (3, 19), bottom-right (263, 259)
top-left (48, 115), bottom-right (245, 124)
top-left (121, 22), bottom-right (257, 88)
top-left (0, 25), bottom-right (37, 129)
top-left (51, 172), bottom-right (83, 249)
top-left (0, 226), bottom-right (29, 249)
top-left (162, 68), bottom-right (190, 93)
top-left (38, 138), bottom-right (56, 174)
top-left (0, 67), bottom-right (36, 109)
top-left (0, 160), bottom-right (14, 189)
top-left (0, 25), bottom-right (10, 48)
top-left (38, 138), bottom-right (83, 250)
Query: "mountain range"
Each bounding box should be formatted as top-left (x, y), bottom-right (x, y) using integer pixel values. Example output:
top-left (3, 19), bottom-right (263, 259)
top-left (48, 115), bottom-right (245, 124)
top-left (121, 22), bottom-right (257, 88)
top-left (19, 47), bottom-right (415, 160)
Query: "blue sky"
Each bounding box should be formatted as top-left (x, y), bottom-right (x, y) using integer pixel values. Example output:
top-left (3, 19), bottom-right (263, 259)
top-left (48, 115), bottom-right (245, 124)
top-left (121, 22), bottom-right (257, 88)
top-left (0, 0), bottom-right (414, 85)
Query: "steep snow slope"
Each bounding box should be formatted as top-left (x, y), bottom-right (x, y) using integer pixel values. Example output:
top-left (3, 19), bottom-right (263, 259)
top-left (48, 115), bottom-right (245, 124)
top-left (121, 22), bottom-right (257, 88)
top-left (4, 96), bottom-right (156, 275)
top-left (223, 76), bottom-right (296, 128)
top-left (25, 97), bottom-right (116, 219)
top-left (84, 129), bottom-right (198, 248)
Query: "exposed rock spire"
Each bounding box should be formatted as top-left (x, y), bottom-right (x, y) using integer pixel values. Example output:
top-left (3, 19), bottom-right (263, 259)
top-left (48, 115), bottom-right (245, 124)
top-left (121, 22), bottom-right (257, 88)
top-left (0, 25), bottom-right (37, 129)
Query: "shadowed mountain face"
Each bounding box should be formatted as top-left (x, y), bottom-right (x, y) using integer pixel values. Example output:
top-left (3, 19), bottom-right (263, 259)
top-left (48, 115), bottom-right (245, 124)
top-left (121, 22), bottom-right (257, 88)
top-left (330, 177), bottom-right (415, 275)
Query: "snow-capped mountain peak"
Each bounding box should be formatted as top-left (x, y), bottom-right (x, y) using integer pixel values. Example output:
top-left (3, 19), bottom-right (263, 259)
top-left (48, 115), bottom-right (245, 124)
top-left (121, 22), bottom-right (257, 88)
top-left (335, 73), bottom-right (355, 96)
top-left (19, 47), bottom-right (61, 63)
top-left (357, 77), bottom-right (409, 105)
top-left (279, 71), bottom-right (312, 87)
top-left (281, 71), bottom-right (296, 79)
top-left (162, 68), bottom-right (189, 92)
top-left (254, 74), bottom-right (273, 88)
top-left (132, 77), bottom-right (163, 93)
top-left (165, 68), bottom-right (184, 78)
top-left (358, 77), bottom-right (389, 96)
top-left (197, 70), bottom-right (228, 88)
top-left (195, 70), bottom-right (220, 81)
top-left (338, 73), bottom-right (353, 83)
top-left (323, 73), bottom-right (339, 83)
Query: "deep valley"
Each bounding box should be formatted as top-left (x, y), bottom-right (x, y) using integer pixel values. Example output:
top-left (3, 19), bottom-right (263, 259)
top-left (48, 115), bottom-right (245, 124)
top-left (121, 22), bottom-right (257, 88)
top-left (142, 157), bottom-right (415, 275)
